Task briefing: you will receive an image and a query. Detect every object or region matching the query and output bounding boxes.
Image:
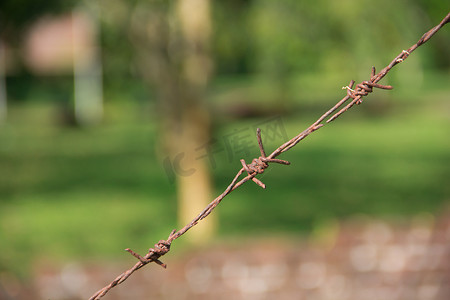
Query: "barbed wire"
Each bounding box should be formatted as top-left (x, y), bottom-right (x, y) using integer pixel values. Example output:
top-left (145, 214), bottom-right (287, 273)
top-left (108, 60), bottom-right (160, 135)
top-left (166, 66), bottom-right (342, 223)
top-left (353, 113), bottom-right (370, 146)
top-left (89, 11), bottom-right (450, 300)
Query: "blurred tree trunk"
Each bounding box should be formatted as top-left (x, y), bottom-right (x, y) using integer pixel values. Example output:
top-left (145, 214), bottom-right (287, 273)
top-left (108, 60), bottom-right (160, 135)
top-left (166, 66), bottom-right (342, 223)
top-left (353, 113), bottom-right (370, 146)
top-left (130, 0), bottom-right (215, 243)
top-left (174, 0), bottom-right (215, 243)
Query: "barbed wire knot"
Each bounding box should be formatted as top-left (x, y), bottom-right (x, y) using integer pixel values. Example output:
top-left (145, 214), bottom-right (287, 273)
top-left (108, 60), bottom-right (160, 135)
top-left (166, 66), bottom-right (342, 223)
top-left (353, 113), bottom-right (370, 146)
top-left (125, 230), bottom-right (176, 269)
top-left (240, 128), bottom-right (290, 189)
top-left (343, 67), bottom-right (393, 105)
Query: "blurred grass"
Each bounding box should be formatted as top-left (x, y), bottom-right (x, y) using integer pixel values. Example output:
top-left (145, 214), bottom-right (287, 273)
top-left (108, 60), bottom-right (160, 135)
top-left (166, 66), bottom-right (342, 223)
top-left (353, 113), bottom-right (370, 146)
top-left (0, 72), bottom-right (449, 278)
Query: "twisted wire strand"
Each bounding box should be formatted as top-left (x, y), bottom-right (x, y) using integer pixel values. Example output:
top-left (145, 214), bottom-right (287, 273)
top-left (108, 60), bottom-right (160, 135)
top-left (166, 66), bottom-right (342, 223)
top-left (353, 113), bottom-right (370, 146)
top-left (90, 11), bottom-right (450, 300)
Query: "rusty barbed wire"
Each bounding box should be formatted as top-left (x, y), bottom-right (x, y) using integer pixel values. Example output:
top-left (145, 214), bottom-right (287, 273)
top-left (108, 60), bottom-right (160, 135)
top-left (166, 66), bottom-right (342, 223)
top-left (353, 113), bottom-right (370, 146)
top-left (89, 11), bottom-right (450, 300)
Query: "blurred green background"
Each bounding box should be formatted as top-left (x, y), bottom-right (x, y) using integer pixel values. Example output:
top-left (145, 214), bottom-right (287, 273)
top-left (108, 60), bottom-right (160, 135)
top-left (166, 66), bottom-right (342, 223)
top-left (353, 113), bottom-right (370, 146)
top-left (0, 0), bottom-right (449, 283)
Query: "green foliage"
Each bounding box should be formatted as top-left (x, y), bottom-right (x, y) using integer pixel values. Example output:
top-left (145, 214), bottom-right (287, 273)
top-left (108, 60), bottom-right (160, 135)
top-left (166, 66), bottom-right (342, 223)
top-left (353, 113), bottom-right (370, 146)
top-left (212, 0), bottom-right (450, 78)
top-left (2, 0), bottom-right (448, 97)
top-left (0, 0), bottom-right (449, 279)
top-left (1, 75), bottom-right (449, 276)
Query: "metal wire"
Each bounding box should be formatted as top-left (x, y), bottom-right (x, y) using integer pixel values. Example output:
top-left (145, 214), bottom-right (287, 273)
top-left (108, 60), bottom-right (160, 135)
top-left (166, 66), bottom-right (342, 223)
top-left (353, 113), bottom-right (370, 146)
top-left (89, 11), bottom-right (450, 300)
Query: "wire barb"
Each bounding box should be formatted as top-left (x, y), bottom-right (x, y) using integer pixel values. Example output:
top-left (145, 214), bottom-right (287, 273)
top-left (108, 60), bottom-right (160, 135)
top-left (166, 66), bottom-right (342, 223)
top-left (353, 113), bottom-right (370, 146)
top-left (240, 128), bottom-right (290, 189)
top-left (89, 11), bottom-right (450, 300)
top-left (125, 248), bottom-right (167, 268)
top-left (326, 67), bottom-right (393, 123)
top-left (125, 237), bottom-right (172, 268)
top-left (342, 85), bottom-right (355, 93)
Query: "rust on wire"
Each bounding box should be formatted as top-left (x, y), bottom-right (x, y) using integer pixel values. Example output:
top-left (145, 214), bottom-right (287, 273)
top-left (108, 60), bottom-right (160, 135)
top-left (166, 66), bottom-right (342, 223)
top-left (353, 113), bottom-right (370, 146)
top-left (240, 128), bottom-right (290, 189)
top-left (89, 11), bottom-right (450, 300)
top-left (326, 67), bottom-right (393, 123)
